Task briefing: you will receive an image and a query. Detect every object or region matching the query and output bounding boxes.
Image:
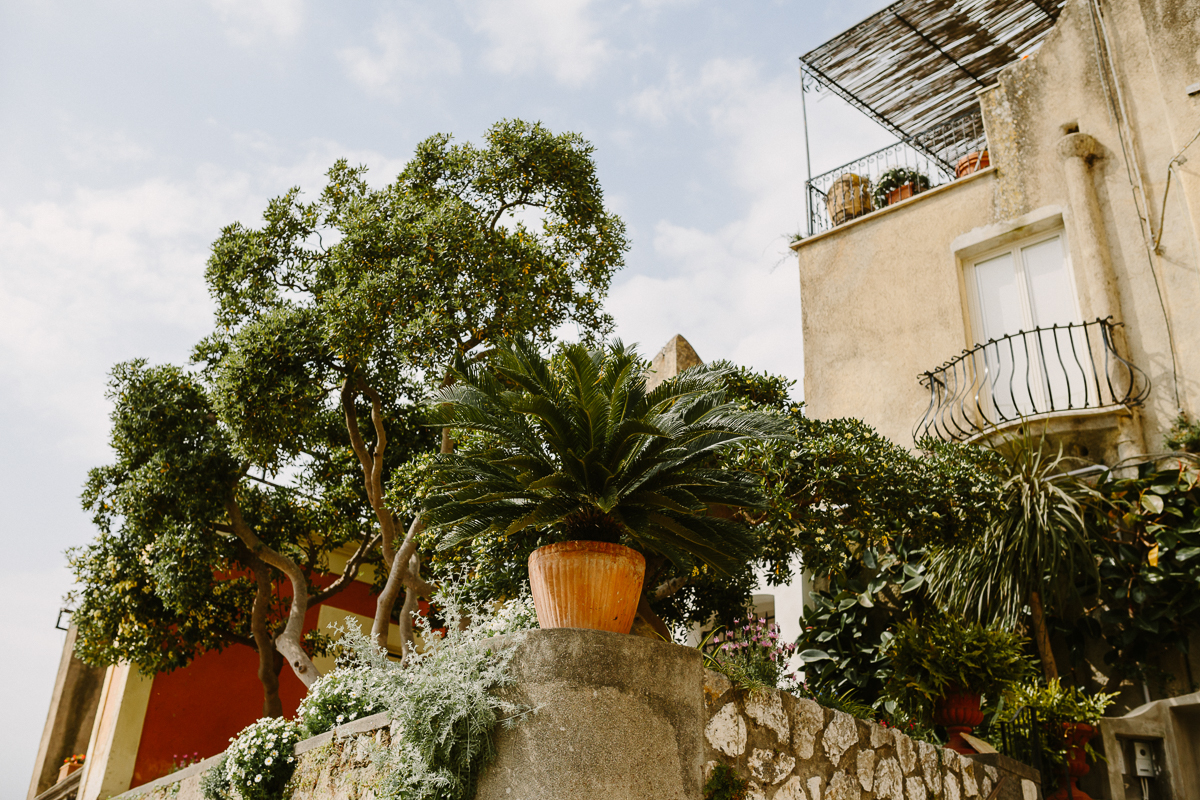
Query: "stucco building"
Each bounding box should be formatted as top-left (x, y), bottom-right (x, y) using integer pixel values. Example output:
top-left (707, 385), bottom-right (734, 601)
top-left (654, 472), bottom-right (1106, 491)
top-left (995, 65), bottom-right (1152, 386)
top-left (793, 0), bottom-right (1199, 796)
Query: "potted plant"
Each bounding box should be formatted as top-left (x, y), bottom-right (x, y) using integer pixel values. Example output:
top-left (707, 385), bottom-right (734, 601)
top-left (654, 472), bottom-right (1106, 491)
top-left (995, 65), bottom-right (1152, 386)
top-left (871, 167), bottom-right (931, 208)
top-left (826, 173), bottom-right (873, 225)
top-left (1004, 680), bottom-right (1117, 800)
top-left (883, 614), bottom-right (1033, 754)
top-left (422, 338), bottom-right (788, 635)
top-left (58, 754), bottom-right (85, 783)
top-left (955, 149), bottom-right (990, 177)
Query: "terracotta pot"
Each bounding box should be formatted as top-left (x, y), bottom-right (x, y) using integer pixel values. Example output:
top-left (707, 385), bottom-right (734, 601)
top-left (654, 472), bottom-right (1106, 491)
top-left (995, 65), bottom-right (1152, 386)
top-left (1046, 722), bottom-right (1097, 800)
top-left (885, 182), bottom-right (917, 206)
top-left (57, 762), bottom-right (82, 783)
top-left (955, 150), bottom-right (990, 177)
top-left (934, 688), bottom-right (984, 754)
top-left (528, 541), bottom-right (645, 634)
top-left (826, 173), bottom-right (874, 225)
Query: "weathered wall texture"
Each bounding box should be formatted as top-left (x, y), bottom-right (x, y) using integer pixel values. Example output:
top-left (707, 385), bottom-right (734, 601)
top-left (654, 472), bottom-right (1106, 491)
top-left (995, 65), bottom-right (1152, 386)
top-left (699, 670), bottom-right (1039, 800)
top-left (795, 0), bottom-right (1200, 452)
top-left (111, 632), bottom-right (1040, 800)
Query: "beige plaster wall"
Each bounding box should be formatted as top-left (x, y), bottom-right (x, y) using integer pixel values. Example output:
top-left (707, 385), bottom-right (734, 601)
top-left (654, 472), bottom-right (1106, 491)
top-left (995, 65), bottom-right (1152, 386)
top-left (796, 172), bottom-right (995, 446)
top-left (796, 0), bottom-right (1200, 451)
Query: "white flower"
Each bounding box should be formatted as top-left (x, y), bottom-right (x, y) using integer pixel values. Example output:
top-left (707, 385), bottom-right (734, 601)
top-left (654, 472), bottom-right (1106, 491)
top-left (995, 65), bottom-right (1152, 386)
top-left (336, 714), bottom-right (345, 723)
top-left (264, 757), bottom-right (273, 766)
top-left (287, 757), bottom-right (294, 764)
top-left (255, 775), bottom-right (262, 783)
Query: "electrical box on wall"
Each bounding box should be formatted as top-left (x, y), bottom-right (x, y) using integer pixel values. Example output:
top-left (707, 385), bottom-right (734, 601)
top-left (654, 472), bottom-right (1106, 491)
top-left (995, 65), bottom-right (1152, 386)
top-left (1132, 740), bottom-right (1155, 777)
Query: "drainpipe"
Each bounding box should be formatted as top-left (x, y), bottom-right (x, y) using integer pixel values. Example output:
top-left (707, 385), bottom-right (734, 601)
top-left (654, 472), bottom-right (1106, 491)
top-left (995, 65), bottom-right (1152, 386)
top-left (1056, 132), bottom-right (1146, 471)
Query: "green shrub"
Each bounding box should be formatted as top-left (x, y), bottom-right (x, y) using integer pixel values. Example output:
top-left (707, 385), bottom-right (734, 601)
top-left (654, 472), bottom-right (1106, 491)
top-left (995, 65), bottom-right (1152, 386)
top-left (199, 755), bottom-right (231, 800)
top-left (703, 764), bottom-right (749, 800)
top-left (883, 613), bottom-right (1032, 722)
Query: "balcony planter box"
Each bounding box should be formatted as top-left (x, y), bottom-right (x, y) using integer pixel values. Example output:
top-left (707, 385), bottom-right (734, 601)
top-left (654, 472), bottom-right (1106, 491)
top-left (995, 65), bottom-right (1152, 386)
top-left (955, 149), bottom-right (990, 177)
top-left (872, 168), bottom-right (931, 209)
top-left (528, 541), bottom-right (645, 634)
top-left (826, 173), bottom-right (873, 225)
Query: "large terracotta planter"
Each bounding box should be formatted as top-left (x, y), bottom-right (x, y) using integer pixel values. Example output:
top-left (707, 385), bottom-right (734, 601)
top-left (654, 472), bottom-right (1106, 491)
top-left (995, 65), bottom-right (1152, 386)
top-left (528, 541), bottom-right (645, 634)
top-left (934, 688), bottom-right (984, 754)
top-left (1047, 722), bottom-right (1097, 800)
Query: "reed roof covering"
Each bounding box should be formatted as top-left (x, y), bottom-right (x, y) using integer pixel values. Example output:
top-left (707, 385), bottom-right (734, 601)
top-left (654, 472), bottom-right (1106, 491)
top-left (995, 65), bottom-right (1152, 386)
top-left (800, 0), bottom-right (1066, 137)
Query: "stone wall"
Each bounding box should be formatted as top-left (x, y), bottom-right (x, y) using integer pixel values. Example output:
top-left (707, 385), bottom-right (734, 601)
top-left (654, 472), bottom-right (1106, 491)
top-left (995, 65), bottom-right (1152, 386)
top-left (700, 670), bottom-right (1040, 800)
top-left (110, 631), bottom-right (1040, 800)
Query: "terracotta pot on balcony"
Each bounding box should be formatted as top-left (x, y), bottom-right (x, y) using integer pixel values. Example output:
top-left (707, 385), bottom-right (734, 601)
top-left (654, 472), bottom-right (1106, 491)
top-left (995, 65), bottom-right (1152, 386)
top-left (528, 541), bottom-right (645, 634)
top-left (955, 150), bottom-right (990, 177)
top-left (57, 761), bottom-right (83, 783)
top-left (1046, 722), bottom-right (1098, 800)
top-left (826, 173), bottom-right (874, 225)
top-left (885, 182), bottom-right (918, 206)
top-left (934, 688), bottom-right (985, 754)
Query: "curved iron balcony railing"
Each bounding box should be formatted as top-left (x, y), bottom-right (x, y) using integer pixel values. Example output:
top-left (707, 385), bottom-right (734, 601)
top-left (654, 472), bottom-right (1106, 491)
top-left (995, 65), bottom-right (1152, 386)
top-left (915, 317), bottom-right (1150, 442)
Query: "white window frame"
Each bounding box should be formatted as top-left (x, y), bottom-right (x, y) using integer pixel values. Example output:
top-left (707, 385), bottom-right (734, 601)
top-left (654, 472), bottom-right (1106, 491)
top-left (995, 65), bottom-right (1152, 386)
top-left (960, 227), bottom-right (1089, 418)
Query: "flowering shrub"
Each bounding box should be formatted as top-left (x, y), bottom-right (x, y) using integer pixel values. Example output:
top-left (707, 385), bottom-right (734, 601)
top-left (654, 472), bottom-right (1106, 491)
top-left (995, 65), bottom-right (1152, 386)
top-left (702, 617), bottom-right (797, 690)
top-left (170, 751), bottom-right (202, 773)
top-left (222, 717), bottom-right (301, 800)
top-left (477, 592), bottom-right (539, 638)
top-left (326, 587), bottom-right (529, 800)
top-left (63, 754), bottom-right (85, 768)
top-left (296, 667), bottom-right (388, 737)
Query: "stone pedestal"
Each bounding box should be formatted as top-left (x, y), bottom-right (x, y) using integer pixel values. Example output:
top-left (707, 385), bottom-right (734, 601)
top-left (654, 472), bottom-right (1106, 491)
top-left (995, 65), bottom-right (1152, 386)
top-left (475, 628), bottom-right (705, 800)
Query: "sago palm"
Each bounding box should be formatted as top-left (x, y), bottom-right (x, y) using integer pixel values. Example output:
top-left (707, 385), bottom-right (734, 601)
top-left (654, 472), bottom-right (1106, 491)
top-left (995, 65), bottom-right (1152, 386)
top-left (421, 338), bottom-right (791, 576)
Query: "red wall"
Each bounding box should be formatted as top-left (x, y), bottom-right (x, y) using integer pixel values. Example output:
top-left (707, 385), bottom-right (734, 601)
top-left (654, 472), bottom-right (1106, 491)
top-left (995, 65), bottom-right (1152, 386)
top-left (129, 578), bottom-right (381, 787)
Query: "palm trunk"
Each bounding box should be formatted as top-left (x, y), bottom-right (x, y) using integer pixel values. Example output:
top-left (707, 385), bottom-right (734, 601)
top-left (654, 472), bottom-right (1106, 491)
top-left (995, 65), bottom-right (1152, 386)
top-left (1029, 590), bottom-right (1058, 682)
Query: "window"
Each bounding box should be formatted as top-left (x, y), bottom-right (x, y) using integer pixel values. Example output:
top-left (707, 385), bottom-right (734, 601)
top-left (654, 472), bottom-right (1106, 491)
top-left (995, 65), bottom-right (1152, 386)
top-left (963, 231), bottom-right (1091, 418)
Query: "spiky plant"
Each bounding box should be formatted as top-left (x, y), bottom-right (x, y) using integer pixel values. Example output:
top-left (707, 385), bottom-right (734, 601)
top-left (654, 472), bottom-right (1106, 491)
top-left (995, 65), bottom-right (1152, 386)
top-left (421, 338), bottom-right (791, 576)
top-left (927, 427), bottom-right (1097, 681)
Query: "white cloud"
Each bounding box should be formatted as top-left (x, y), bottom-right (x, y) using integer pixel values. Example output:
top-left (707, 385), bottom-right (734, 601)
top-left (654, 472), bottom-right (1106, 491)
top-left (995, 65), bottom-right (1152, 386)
top-left (208, 0), bottom-right (304, 45)
top-left (0, 136), bottom-right (409, 462)
top-left (610, 59), bottom-right (810, 388)
top-left (467, 0), bottom-right (609, 86)
top-left (339, 10), bottom-right (462, 97)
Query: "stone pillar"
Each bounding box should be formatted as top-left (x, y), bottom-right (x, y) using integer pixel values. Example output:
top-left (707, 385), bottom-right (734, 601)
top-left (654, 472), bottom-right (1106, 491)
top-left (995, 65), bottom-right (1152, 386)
top-left (474, 628), bottom-right (705, 800)
top-left (1057, 132), bottom-right (1146, 467)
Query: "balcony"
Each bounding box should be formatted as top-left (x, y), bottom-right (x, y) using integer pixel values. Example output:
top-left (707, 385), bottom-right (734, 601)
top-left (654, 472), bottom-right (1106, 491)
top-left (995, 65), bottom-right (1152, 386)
top-left (914, 318), bottom-right (1150, 442)
top-left (804, 108), bottom-right (989, 236)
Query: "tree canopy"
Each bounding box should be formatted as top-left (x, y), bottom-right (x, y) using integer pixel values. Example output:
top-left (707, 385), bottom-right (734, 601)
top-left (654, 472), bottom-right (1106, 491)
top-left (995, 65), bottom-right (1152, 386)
top-left (71, 119), bottom-right (630, 708)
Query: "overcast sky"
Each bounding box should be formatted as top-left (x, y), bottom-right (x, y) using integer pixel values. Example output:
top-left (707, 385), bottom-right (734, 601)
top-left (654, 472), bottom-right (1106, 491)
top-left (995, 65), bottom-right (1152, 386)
top-left (0, 0), bottom-right (897, 790)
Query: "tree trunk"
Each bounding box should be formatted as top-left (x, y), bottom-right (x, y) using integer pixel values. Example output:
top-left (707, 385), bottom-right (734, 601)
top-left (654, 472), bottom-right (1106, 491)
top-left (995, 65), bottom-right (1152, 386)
top-left (225, 496), bottom-right (322, 687)
top-left (1029, 590), bottom-right (1059, 682)
top-left (635, 596), bottom-right (673, 641)
top-left (250, 554), bottom-right (284, 717)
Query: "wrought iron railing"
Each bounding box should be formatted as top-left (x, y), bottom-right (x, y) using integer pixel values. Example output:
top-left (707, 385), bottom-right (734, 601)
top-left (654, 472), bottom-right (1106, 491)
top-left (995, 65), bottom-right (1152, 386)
top-left (805, 107), bottom-right (988, 236)
top-left (986, 707), bottom-right (1047, 788)
top-left (915, 318), bottom-right (1150, 442)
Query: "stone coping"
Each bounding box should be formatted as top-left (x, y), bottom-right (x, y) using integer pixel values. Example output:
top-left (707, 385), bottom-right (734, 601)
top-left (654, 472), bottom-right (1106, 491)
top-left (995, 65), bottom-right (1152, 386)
top-left (111, 713), bottom-right (396, 799)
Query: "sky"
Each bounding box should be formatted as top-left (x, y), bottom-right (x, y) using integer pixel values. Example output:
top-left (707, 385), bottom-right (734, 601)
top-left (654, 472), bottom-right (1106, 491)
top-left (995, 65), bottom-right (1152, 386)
top-left (0, 0), bottom-right (898, 791)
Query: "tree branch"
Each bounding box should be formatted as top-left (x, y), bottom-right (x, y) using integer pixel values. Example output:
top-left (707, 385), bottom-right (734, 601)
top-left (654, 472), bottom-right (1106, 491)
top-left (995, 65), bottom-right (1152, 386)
top-left (224, 495), bottom-right (321, 687)
top-left (309, 531), bottom-right (382, 606)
